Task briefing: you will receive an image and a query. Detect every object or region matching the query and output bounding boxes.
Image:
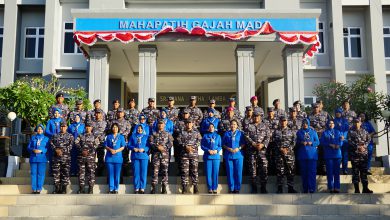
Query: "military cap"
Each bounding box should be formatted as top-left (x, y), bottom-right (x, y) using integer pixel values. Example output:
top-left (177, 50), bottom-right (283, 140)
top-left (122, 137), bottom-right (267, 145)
top-left (289, 107), bottom-right (297, 112)
top-left (312, 103), bottom-right (319, 108)
top-left (148, 98), bottom-right (155, 102)
top-left (56, 92), bottom-right (64, 98)
top-left (85, 122), bottom-right (93, 127)
top-left (229, 98), bottom-right (236, 102)
top-left (226, 107), bottom-right (234, 112)
top-left (128, 98), bottom-right (135, 103)
top-left (76, 100), bottom-right (83, 105)
top-left (117, 108), bottom-right (124, 113)
top-left (60, 121), bottom-right (68, 127)
top-left (93, 99), bottom-right (101, 104)
top-left (253, 111), bottom-right (261, 116)
top-left (250, 96), bottom-right (258, 101)
top-left (183, 109), bottom-right (190, 114)
top-left (157, 119), bottom-right (165, 124)
top-left (267, 107), bottom-right (274, 112)
top-left (95, 109), bottom-right (103, 114)
top-left (209, 99), bottom-right (216, 104)
top-left (184, 119), bottom-right (193, 124)
top-left (246, 106), bottom-right (253, 111)
top-left (279, 116), bottom-right (288, 121)
top-left (168, 97), bottom-right (174, 101)
top-left (190, 96), bottom-right (197, 100)
top-left (112, 99), bottom-right (120, 104)
top-left (353, 118), bottom-right (361, 123)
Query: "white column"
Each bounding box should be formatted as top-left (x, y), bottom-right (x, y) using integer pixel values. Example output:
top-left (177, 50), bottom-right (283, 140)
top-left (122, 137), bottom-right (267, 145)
top-left (236, 46), bottom-right (255, 112)
top-left (42, 0), bottom-right (61, 77)
top-left (138, 45), bottom-right (157, 111)
top-left (0, 0), bottom-right (19, 87)
top-left (328, 0), bottom-right (346, 83)
top-left (88, 46), bottom-right (110, 113)
top-left (283, 45), bottom-right (304, 110)
top-left (367, 0), bottom-right (388, 159)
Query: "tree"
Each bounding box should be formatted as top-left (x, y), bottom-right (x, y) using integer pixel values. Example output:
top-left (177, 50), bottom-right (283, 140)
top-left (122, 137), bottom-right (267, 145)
top-left (0, 75), bottom-right (91, 127)
top-left (313, 75), bottom-right (389, 121)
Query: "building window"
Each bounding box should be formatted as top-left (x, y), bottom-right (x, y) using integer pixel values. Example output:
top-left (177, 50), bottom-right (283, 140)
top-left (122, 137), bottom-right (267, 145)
top-left (304, 96), bottom-right (317, 107)
top-left (64, 22), bottom-right (81, 54)
top-left (318, 22), bottom-right (325, 54)
top-left (0, 27), bottom-right (3, 58)
top-left (25, 27), bottom-right (44, 59)
top-left (343, 27), bottom-right (362, 58)
top-left (384, 27), bottom-right (390, 58)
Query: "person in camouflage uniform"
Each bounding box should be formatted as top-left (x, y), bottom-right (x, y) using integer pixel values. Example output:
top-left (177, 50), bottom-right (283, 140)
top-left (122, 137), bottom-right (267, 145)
top-left (68, 100), bottom-right (87, 124)
top-left (174, 109), bottom-right (192, 165)
top-left (86, 99), bottom-right (107, 122)
top-left (316, 100), bottom-right (331, 121)
top-left (185, 96), bottom-right (203, 128)
top-left (166, 96), bottom-right (180, 122)
top-left (75, 122), bottom-right (100, 194)
top-left (342, 100), bottom-right (357, 127)
top-left (348, 118), bottom-right (373, 193)
top-left (203, 99), bottom-right (222, 119)
top-left (49, 92), bottom-right (69, 121)
top-left (264, 107), bottom-right (279, 176)
top-left (273, 116), bottom-right (297, 193)
top-left (272, 99), bottom-right (286, 120)
top-left (107, 99), bottom-right (121, 123)
top-left (141, 98), bottom-right (160, 128)
top-left (245, 111), bottom-right (271, 194)
top-left (50, 121), bottom-right (74, 194)
top-left (288, 107), bottom-right (303, 133)
top-left (222, 98), bottom-right (242, 120)
top-left (309, 103), bottom-right (328, 175)
top-left (124, 98), bottom-right (139, 128)
top-left (177, 120), bottom-right (202, 194)
top-left (219, 107), bottom-right (242, 136)
top-left (242, 106), bottom-right (254, 132)
top-left (293, 100), bottom-right (307, 120)
top-left (250, 96), bottom-right (264, 117)
top-left (92, 110), bottom-right (108, 176)
top-left (149, 120), bottom-right (174, 194)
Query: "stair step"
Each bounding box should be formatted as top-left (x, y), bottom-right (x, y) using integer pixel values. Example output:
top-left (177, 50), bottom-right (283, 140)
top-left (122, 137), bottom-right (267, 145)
top-left (0, 183), bottom-right (389, 194)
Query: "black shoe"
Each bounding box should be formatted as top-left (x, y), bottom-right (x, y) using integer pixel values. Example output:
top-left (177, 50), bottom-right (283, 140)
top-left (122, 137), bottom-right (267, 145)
top-left (161, 184), bottom-right (167, 194)
top-left (134, 190), bottom-right (139, 194)
top-left (333, 189), bottom-right (340, 193)
top-left (193, 185), bottom-right (199, 194)
top-left (53, 185), bottom-right (60, 194)
top-left (276, 186), bottom-right (283, 194)
top-left (251, 183), bottom-right (257, 194)
top-left (260, 185), bottom-right (268, 194)
top-left (139, 190), bottom-right (145, 194)
top-left (233, 190), bottom-right (240, 194)
top-left (78, 186), bottom-right (85, 194)
top-left (182, 185), bottom-right (187, 194)
top-left (228, 190), bottom-right (234, 194)
top-left (343, 170), bottom-right (348, 175)
top-left (36, 191), bottom-right (41, 194)
top-left (288, 186), bottom-right (298, 193)
top-left (114, 191), bottom-right (118, 194)
top-left (362, 183), bottom-right (373, 194)
top-left (61, 185), bottom-right (67, 194)
top-left (354, 183), bottom-right (360, 194)
top-left (208, 190), bottom-right (213, 194)
top-left (212, 190), bottom-right (217, 194)
top-left (88, 187), bottom-right (93, 194)
top-left (367, 171), bottom-right (372, 175)
top-left (108, 190), bottom-right (113, 194)
top-left (151, 185), bottom-right (156, 194)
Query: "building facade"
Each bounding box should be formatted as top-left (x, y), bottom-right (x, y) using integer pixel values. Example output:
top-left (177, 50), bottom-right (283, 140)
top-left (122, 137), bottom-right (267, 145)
top-left (0, 0), bottom-right (389, 156)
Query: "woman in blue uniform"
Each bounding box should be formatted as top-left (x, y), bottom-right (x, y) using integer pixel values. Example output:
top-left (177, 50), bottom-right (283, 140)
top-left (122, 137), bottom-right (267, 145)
top-left (334, 108), bottom-right (350, 175)
top-left (68, 114), bottom-right (85, 176)
top-left (27, 124), bottom-right (49, 194)
top-left (45, 108), bottom-right (63, 173)
top-left (222, 120), bottom-right (245, 193)
top-left (128, 124), bottom-right (149, 194)
top-left (153, 109), bottom-right (174, 135)
top-left (296, 119), bottom-right (319, 193)
top-left (134, 114), bottom-right (150, 136)
top-left (201, 123), bottom-right (222, 194)
top-left (104, 123), bottom-right (126, 194)
top-left (320, 119), bottom-right (343, 193)
top-left (200, 108), bottom-right (220, 135)
top-left (359, 113), bottom-right (375, 174)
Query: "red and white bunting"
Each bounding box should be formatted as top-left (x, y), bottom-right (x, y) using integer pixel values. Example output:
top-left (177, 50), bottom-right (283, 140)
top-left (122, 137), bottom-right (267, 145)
top-left (74, 21), bottom-right (320, 62)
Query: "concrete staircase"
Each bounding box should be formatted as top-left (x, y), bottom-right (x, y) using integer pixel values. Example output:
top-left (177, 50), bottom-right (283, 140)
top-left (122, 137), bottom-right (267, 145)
top-left (0, 159), bottom-right (389, 219)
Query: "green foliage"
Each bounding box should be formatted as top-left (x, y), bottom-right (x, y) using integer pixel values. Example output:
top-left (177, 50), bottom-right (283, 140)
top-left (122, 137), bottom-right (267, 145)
top-left (313, 75), bottom-right (389, 121)
top-left (0, 75), bottom-right (91, 127)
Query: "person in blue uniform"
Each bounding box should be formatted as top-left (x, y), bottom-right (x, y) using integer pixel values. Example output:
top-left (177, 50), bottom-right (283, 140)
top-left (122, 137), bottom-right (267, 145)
top-left (201, 123), bottom-right (222, 194)
top-left (45, 108), bottom-right (63, 173)
top-left (153, 109), bottom-right (174, 135)
top-left (359, 113), bottom-right (375, 174)
top-left (334, 108), bottom-right (350, 175)
top-left (200, 108), bottom-right (220, 135)
top-left (222, 119), bottom-right (245, 193)
top-left (320, 119), bottom-right (343, 193)
top-left (296, 119), bottom-right (320, 193)
top-left (134, 114), bottom-right (150, 136)
top-left (68, 114), bottom-right (85, 176)
top-left (27, 124), bottom-right (49, 194)
top-left (104, 123), bottom-right (126, 194)
top-left (128, 124), bottom-right (150, 194)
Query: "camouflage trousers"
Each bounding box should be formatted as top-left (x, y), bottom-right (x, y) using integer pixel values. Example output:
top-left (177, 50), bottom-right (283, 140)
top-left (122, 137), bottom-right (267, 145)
top-left (276, 153), bottom-right (295, 187)
top-left (151, 154), bottom-right (169, 186)
top-left (351, 155), bottom-right (369, 184)
top-left (52, 157), bottom-right (71, 186)
top-left (247, 151), bottom-right (268, 185)
top-left (78, 158), bottom-right (96, 187)
top-left (180, 156), bottom-right (199, 186)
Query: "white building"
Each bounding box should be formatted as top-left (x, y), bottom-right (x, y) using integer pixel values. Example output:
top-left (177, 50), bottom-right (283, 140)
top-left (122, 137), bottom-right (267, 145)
top-left (0, 0), bottom-right (389, 158)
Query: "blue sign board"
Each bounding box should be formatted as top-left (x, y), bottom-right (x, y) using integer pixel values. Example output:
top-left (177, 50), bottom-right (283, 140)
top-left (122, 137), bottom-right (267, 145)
top-left (75, 18), bottom-right (317, 32)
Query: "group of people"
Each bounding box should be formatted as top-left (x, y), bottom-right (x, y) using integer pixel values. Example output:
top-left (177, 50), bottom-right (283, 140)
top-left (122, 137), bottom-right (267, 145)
top-left (27, 93), bottom-right (375, 195)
